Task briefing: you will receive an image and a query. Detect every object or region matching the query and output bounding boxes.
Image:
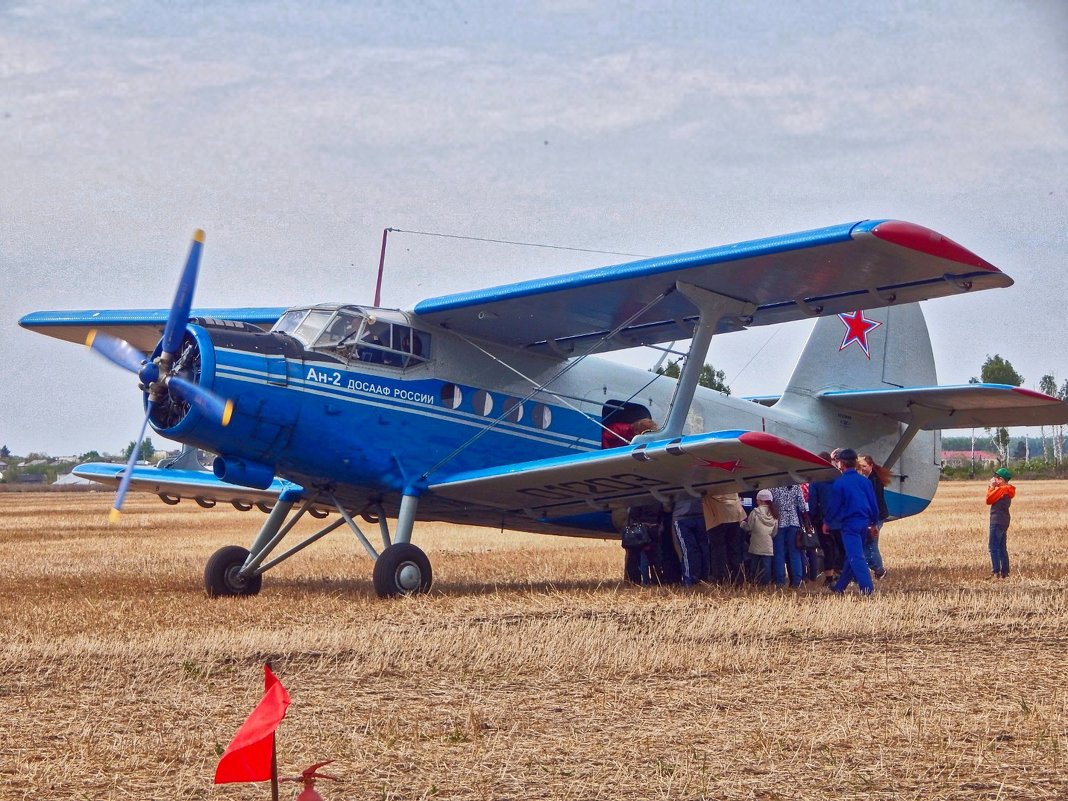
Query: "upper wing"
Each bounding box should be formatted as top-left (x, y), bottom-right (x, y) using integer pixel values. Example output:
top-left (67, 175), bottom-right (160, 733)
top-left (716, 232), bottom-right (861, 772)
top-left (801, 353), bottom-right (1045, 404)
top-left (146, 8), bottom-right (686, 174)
top-left (412, 220), bottom-right (1011, 355)
top-left (820, 384), bottom-right (1068, 429)
top-left (18, 307), bottom-right (288, 351)
top-left (428, 429), bottom-right (834, 519)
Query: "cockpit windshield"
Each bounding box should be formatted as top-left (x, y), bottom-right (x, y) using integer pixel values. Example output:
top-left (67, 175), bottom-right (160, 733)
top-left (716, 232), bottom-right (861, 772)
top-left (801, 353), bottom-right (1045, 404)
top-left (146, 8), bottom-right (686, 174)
top-left (271, 305), bottom-right (430, 368)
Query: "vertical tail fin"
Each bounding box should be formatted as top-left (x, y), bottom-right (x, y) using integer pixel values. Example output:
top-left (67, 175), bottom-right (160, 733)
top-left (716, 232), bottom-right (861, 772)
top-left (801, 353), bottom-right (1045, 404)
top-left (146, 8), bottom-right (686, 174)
top-left (778, 302), bottom-right (940, 519)
top-left (782, 303), bottom-right (935, 399)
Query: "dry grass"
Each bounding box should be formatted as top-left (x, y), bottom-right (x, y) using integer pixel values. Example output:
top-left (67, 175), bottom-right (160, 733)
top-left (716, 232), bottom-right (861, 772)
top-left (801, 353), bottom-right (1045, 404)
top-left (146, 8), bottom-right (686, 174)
top-left (1, 482), bottom-right (1066, 800)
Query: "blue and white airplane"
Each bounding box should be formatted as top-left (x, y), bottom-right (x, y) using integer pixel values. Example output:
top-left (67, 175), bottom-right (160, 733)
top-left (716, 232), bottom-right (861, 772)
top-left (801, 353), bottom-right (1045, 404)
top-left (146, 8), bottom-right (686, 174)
top-left (20, 221), bottom-right (1068, 597)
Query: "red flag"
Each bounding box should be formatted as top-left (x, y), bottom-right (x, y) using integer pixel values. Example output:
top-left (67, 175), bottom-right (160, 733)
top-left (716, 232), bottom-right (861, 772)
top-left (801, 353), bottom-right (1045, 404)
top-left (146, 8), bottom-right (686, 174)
top-left (214, 664), bottom-right (291, 784)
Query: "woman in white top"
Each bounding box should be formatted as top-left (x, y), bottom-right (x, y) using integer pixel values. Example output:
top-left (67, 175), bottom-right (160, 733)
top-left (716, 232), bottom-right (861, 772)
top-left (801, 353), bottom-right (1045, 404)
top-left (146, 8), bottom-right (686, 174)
top-left (743, 489), bottom-right (778, 585)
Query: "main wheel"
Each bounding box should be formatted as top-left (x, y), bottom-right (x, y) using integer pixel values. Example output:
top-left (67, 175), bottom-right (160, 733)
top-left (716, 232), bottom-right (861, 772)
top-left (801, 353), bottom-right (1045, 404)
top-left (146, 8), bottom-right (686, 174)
top-left (204, 545), bottom-right (263, 597)
top-left (372, 543), bottom-right (433, 597)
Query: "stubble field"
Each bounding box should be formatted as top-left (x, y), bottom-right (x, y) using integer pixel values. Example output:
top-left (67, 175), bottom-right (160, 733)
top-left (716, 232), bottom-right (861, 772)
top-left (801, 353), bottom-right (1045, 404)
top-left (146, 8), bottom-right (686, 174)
top-left (1, 482), bottom-right (1066, 800)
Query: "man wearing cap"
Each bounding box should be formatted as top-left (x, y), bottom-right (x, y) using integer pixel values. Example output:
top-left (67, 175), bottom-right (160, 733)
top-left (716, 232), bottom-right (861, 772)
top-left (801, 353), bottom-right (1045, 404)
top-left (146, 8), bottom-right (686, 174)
top-left (986, 467), bottom-right (1015, 578)
top-left (823, 448), bottom-right (879, 595)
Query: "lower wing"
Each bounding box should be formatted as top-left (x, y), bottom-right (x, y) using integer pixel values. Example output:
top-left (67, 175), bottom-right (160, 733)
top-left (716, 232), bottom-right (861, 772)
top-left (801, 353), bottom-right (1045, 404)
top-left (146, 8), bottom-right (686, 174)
top-left (428, 430), bottom-right (834, 520)
top-left (73, 462), bottom-right (300, 508)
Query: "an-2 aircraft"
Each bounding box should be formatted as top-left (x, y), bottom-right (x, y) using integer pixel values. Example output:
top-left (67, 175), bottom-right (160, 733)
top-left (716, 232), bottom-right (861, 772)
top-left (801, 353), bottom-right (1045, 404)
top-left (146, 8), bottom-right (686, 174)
top-left (21, 220), bottom-right (1068, 597)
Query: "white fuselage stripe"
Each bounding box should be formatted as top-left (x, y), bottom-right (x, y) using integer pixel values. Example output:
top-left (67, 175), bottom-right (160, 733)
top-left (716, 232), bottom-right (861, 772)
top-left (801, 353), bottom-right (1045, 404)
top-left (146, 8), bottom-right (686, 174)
top-left (214, 363), bottom-right (601, 451)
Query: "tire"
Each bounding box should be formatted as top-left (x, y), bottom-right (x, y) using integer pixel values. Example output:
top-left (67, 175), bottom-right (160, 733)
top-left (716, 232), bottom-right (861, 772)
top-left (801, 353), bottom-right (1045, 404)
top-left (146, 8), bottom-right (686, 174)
top-left (372, 543), bottom-right (433, 598)
top-left (204, 545), bottom-right (262, 597)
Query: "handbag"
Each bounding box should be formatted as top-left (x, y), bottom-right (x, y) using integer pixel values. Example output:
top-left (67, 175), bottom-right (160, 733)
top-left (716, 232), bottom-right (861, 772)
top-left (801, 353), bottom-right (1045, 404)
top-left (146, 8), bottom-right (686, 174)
top-left (621, 521), bottom-right (653, 549)
top-left (798, 520), bottom-right (819, 550)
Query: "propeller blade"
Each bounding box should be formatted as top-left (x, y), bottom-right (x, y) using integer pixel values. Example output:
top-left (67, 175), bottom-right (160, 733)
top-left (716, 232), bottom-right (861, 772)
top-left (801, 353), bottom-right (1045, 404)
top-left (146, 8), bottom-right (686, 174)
top-left (110, 404), bottom-right (154, 523)
top-left (85, 330), bottom-right (145, 374)
top-left (160, 229), bottom-right (205, 360)
top-left (168, 375), bottom-right (234, 427)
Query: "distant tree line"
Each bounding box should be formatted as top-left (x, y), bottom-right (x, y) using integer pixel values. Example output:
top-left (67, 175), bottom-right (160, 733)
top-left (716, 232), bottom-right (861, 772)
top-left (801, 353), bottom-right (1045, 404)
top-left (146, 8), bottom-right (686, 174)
top-left (0, 438), bottom-right (160, 484)
top-left (943, 354), bottom-right (1068, 478)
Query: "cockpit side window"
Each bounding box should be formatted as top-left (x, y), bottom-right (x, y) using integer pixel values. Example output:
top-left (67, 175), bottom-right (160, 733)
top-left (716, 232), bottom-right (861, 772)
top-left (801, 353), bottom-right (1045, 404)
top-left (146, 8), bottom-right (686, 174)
top-left (316, 310), bottom-right (363, 349)
top-left (272, 309), bottom-right (307, 336)
top-left (293, 310), bottom-right (433, 369)
top-left (289, 309), bottom-right (334, 347)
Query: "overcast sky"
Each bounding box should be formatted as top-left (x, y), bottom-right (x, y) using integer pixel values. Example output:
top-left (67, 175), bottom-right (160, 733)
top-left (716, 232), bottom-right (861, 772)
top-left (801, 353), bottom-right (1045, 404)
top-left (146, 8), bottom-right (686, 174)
top-left (2, 0), bottom-right (1065, 456)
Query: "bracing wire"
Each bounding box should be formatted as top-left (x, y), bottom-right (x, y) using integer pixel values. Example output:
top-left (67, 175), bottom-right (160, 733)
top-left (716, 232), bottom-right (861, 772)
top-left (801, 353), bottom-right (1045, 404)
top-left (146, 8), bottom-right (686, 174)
top-left (419, 288), bottom-right (674, 482)
top-left (386, 227), bottom-right (647, 259)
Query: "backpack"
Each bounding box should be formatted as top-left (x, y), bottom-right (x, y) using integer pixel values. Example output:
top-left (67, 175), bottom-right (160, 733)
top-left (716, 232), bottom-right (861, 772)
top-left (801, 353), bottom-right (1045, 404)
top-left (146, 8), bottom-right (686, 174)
top-left (621, 521), bottom-right (653, 550)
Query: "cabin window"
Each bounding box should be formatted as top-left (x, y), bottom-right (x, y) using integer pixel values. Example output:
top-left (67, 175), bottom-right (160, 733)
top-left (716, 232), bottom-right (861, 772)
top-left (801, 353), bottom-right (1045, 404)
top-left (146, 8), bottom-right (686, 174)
top-left (473, 390), bottom-right (493, 416)
top-left (441, 383), bottom-right (462, 409)
top-left (531, 403), bottom-right (552, 430)
top-left (503, 398), bottom-right (523, 423)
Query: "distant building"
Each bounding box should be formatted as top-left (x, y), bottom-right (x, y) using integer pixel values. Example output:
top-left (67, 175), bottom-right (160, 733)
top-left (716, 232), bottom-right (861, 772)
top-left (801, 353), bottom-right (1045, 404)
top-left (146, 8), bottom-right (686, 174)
top-left (942, 449), bottom-right (998, 469)
top-left (16, 473), bottom-right (46, 484)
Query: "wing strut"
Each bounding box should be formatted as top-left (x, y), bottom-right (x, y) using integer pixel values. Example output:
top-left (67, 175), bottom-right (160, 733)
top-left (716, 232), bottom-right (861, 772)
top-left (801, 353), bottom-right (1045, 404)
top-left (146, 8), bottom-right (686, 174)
top-left (882, 404), bottom-right (946, 472)
top-left (636, 281), bottom-right (756, 442)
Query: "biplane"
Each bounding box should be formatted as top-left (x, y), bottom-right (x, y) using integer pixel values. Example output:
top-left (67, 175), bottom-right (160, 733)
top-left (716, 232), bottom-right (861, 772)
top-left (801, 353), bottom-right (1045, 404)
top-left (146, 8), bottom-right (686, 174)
top-left (20, 220), bottom-right (1068, 596)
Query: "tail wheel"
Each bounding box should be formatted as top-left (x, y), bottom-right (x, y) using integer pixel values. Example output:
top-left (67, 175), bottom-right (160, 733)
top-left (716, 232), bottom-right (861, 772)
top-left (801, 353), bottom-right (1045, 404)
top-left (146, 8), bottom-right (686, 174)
top-left (372, 543), bottom-right (433, 598)
top-left (204, 545), bottom-right (262, 597)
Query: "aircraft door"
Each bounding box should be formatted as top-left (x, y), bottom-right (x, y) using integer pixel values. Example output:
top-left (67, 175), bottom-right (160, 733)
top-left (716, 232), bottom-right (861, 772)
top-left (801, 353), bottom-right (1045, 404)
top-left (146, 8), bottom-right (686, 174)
top-left (265, 355), bottom-right (288, 386)
top-left (601, 400), bottom-right (652, 448)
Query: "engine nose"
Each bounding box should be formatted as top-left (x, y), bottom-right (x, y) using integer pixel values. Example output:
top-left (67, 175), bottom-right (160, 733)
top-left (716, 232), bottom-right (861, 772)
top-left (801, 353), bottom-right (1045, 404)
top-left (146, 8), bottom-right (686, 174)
top-left (155, 322), bottom-right (304, 466)
top-left (148, 324), bottom-right (227, 435)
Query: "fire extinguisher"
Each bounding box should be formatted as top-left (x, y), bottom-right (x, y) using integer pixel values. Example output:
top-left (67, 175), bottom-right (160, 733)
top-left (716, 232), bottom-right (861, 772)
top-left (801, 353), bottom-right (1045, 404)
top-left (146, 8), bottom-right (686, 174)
top-left (282, 760), bottom-right (338, 801)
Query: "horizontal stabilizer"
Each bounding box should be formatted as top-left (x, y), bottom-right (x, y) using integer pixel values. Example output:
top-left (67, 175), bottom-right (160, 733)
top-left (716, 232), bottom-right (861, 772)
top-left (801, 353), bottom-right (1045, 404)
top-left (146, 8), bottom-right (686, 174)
top-left (820, 384), bottom-right (1068, 429)
top-left (429, 430), bottom-right (835, 518)
top-left (19, 307), bottom-right (288, 352)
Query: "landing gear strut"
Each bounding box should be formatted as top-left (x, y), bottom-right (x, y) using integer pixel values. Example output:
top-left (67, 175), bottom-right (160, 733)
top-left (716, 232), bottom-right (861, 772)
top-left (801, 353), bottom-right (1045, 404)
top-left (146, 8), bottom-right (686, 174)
top-left (202, 490), bottom-right (432, 598)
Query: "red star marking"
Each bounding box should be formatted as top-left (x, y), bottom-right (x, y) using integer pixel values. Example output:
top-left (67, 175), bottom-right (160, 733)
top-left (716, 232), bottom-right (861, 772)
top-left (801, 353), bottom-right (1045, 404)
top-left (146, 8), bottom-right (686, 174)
top-left (699, 458), bottom-right (742, 472)
top-left (838, 310), bottom-right (882, 359)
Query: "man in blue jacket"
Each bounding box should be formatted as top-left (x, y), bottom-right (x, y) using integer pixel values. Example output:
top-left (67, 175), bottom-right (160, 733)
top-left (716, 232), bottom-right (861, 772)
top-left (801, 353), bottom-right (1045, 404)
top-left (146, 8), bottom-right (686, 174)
top-left (823, 448), bottom-right (879, 595)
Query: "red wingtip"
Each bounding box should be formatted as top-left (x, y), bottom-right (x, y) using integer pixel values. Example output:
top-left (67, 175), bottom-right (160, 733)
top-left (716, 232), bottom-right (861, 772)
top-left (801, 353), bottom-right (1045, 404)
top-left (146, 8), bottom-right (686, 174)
top-left (738, 431), bottom-right (832, 466)
top-left (1012, 386), bottom-right (1058, 402)
top-left (869, 221), bottom-right (999, 272)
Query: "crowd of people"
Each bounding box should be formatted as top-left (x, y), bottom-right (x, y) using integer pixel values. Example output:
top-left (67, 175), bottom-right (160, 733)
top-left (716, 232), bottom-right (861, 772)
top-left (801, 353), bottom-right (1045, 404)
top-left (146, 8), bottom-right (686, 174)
top-left (621, 447), bottom-right (893, 594)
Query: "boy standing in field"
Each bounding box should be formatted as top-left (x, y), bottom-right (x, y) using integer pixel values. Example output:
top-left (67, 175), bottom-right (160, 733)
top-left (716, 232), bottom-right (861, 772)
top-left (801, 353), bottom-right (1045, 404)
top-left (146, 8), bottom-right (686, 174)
top-left (986, 467), bottom-right (1015, 578)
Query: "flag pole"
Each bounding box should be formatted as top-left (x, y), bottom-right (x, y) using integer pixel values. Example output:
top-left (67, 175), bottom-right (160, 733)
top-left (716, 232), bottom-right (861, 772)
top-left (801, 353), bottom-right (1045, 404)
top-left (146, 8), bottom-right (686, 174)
top-left (271, 738), bottom-right (279, 801)
top-left (267, 659), bottom-right (279, 801)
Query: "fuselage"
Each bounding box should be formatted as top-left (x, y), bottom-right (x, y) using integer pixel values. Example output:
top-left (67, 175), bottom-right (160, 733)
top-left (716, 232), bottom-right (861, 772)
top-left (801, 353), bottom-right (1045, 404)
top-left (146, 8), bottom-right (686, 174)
top-left (158, 303), bottom-right (936, 530)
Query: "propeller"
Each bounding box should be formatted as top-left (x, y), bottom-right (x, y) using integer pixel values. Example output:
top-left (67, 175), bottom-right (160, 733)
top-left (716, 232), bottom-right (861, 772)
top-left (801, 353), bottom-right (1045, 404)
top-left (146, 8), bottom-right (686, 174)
top-left (85, 229), bottom-right (234, 521)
